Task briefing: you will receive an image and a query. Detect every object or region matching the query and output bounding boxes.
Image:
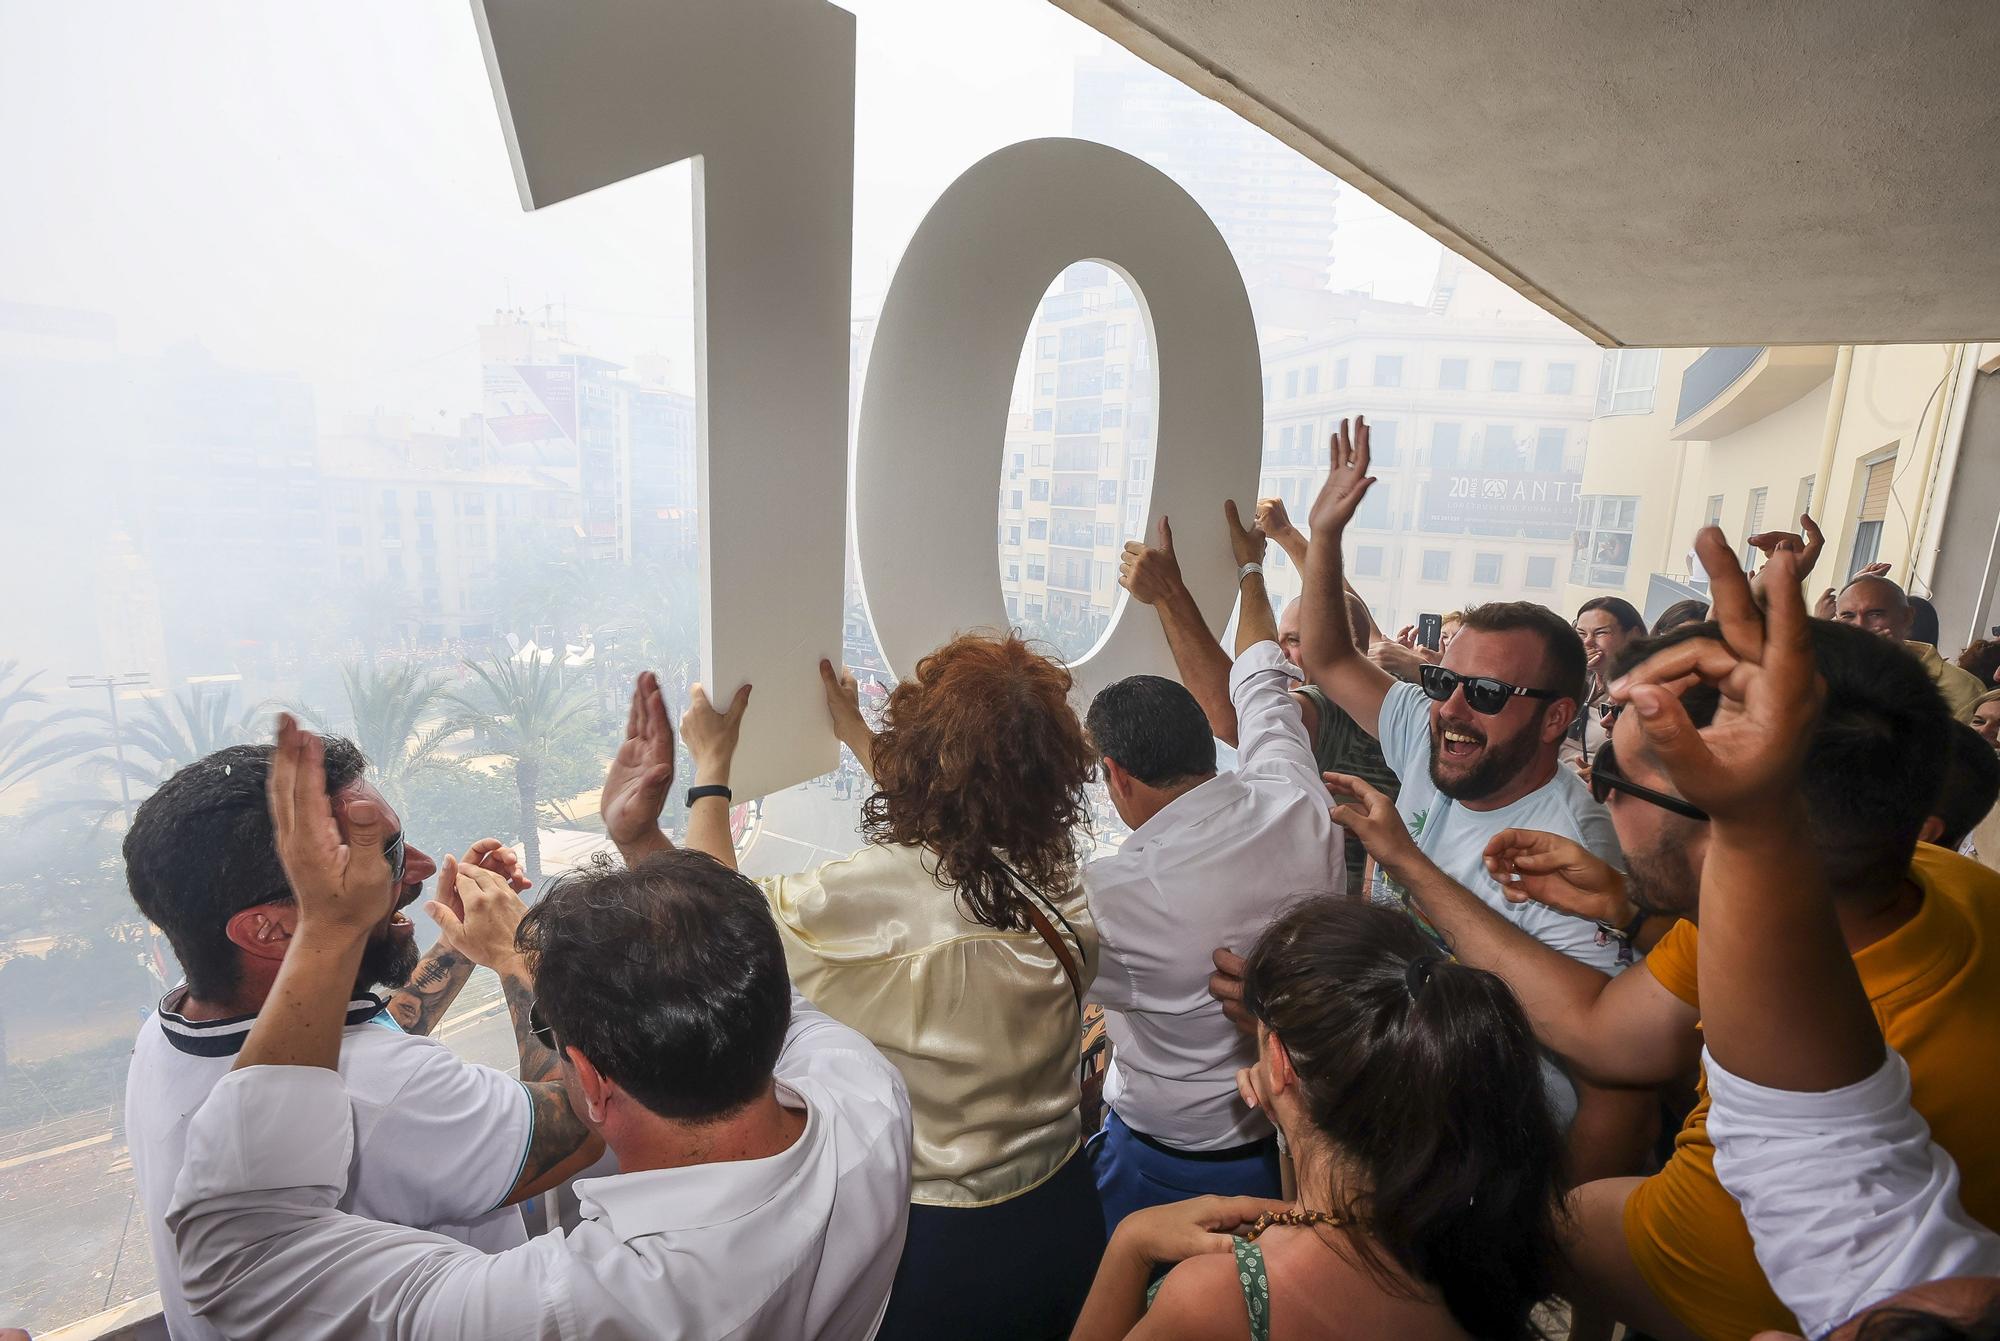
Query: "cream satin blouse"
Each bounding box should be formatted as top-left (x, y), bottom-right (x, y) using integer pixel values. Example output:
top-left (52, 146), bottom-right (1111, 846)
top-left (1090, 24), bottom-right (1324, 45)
top-left (760, 842), bottom-right (1096, 1208)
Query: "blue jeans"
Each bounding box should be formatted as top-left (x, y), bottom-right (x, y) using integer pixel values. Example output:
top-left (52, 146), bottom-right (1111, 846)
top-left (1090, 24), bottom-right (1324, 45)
top-left (1088, 1109), bottom-right (1282, 1239)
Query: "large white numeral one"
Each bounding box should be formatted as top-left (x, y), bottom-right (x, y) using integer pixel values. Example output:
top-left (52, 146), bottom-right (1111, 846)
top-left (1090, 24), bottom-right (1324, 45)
top-left (471, 0), bottom-right (852, 798)
top-left (856, 138), bottom-right (1262, 695)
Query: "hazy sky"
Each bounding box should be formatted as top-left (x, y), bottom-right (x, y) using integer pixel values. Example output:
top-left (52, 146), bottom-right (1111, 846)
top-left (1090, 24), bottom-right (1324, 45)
top-left (0, 0), bottom-right (1443, 425)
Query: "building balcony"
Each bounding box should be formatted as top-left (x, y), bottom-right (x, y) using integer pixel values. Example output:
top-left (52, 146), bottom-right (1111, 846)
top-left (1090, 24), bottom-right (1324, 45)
top-left (1670, 345), bottom-right (1838, 441)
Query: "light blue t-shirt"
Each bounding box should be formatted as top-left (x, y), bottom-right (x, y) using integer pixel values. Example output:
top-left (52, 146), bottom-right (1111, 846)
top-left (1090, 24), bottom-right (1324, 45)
top-left (1370, 679), bottom-right (1628, 974)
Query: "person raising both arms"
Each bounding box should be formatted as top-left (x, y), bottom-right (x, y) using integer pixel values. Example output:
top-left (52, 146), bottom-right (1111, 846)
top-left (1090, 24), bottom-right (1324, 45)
top-left (1117, 498), bottom-right (1398, 895)
top-left (1068, 896), bottom-right (1568, 1341)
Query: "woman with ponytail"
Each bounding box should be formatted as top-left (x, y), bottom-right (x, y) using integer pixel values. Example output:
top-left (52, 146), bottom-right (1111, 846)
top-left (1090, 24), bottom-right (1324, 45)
top-left (1070, 896), bottom-right (1568, 1340)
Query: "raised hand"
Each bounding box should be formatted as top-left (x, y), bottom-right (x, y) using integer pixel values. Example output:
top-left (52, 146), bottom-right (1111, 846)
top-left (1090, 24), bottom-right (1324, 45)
top-left (427, 857), bottom-right (530, 973)
top-left (1222, 499), bottom-right (1267, 568)
top-left (462, 837), bottom-right (531, 893)
top-left (1306, 416), bottom-right (1374, 536)
top-left (1483, 828), bottom-right (1631, 924)
top-left (1118, 516), bottom-right (1186, 606)
top-left (681, 681), bottom-right (752, 783)
top-left (267, 713), bottom-right (395, 940)
top-left (1746, 513), bottom-right (1825, 579)
top-left (601, 670), bottom-right (675, 847)
top-left (1608, 528), bottom-right (1823, 824)
top-left (819, 657), bottom-right (874, 761)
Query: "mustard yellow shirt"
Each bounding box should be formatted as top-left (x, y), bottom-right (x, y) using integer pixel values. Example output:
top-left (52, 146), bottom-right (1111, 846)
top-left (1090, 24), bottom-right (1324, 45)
top-left (1910, 641), bottom-right (1986, 722)
top-left (760, 842), bottom-right (1096, 1208)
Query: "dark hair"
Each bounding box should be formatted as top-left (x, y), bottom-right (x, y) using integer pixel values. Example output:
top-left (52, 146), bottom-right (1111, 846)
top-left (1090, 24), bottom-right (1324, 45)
top-left (124, 738), bottom-right (367, 1000)
top-left (1957, 640), bottom-right (2000, 688)
top-left (862, 632), bottom-right (1093, 932)
top-left (1910, 596), bottom-right (1942, 648)
top-left (1856, 1300), bottom-right (2000, 1341)
top-left (1241, 898), bottom-right (1565, 1340)
top-left (1457, 601), bottom-right (1589, 706)
top-left (1652, 598), bottom-right (1711, 636)
top-left (1086, 675), bottom-right (1216, 788)
top-left (1577, 596), bottom-right (1645, 636)
top-left (517, 850), bottom-right (790, 1122)
top-left (1934, 721), bottom-right (2000, 849)
top-left (1615, 619), bottom-right (1952, 891)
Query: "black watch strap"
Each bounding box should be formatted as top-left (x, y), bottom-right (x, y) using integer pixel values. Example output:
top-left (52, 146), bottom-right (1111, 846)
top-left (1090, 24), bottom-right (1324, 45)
top-left (685, 784), bottom-right (733, 806)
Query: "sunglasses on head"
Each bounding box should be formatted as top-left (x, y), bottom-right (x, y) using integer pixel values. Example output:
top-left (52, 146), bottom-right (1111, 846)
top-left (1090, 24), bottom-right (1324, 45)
top-left (383, 830), bottom-right (408, 885)
top-left (1419, 663), bottom-right (1562, 717)
top-left (529, 999), bottom-right (558, 1052)
top-left (1590, 738), bottom-right (1710, 822)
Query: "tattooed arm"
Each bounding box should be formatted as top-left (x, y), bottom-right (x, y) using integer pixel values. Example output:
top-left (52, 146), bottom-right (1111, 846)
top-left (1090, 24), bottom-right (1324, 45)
top-left (383, 945), bottom-right (475, 1037)
top-left (495, 957), bottom-right (603, 1203)
top-left (427, 856), bottom-right (604, 1205)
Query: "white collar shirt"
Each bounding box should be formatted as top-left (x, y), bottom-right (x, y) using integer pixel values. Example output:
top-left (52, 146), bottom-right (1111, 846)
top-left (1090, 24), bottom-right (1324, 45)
top-left (126, 989), bottom-right (533, 1341)
top-left (1083, 640), bottom-right (1345, 1150)
top-left (166, 993), bottom-right (914, 1341)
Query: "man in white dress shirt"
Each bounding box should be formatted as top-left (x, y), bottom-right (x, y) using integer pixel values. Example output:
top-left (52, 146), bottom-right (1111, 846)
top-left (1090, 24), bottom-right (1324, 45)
top-left (167, 716), bottom-right (914, 1341)
top-left (1083, 505), bottom-right (1346, 1234)
top-left (121, 736), bottom-right (602, 1341)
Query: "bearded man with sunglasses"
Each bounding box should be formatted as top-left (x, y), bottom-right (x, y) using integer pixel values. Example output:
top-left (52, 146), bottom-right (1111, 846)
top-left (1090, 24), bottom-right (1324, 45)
top-left (1291, 417), bottom-right (1626, 977)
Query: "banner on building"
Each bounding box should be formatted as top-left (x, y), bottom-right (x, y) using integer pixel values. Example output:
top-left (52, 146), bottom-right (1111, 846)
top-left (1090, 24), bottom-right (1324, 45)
top-left (1422, 473), bottom-right (1582, 530)
top-left (483, 363), bottom-right (579, 468)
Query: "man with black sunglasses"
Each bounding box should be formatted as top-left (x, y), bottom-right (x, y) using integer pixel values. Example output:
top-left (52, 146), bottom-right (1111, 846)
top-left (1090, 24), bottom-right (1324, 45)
top-left (1288, 417), bottom-right (1626, 980)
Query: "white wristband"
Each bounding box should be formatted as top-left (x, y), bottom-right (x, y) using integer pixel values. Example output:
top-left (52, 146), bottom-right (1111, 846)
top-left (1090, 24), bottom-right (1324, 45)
top-left (1238, 562), bottom-right (1264, 584)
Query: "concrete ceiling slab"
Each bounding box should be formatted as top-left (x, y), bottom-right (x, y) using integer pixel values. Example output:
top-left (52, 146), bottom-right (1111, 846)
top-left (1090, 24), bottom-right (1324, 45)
top-left (1051, 0), bottom-right (2000, 348)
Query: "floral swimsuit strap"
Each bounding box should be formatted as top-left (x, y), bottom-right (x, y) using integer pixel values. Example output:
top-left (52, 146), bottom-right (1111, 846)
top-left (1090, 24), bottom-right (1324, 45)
top-left (1233, 1235), bottom-right (1271, 1341)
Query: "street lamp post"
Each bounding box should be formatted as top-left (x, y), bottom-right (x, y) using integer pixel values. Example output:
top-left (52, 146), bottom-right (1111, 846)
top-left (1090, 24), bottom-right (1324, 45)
top-left (67, 671), bottom-right (152, 827)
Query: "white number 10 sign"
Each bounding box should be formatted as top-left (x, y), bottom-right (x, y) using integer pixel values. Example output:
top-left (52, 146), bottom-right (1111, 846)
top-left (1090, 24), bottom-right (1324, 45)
top-left (470, 0), bottom-right (1261, 799)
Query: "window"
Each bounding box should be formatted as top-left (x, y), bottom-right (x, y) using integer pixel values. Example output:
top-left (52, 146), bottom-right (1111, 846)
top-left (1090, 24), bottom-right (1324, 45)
top-left (1571, 494), bottom-right (1640, 587)
top-left (1545, 362), bottom-right (1576, 395)
top-left (1107, 326), bottom-right (1126, 349)
top-left (1421, 549), bottom-right (1451, 582)
top-left (1027, 561), bottom-right (1046, 581)
top-left (1007, 525), bottom-right (1021, 545)
top-left (1525, 555), bottom-right (1556, 588)
top-left (1430, 422), bottom-right (1462, 468)
top-left (1705, 494), bottom-right (1725, 529)
top-left (1438, 357), bottom-right (1468, 390)
top-left (335, 524), bottom-right (363, 547)
top-left (1032, 444), bottom-right (1051, 467)
top-left (1355, 545), bottom-right (1385, 577)
top-left (1473, 552), bottom-right (1502, 585)
top-left (1037, 373), bottom-right (1056, 396)
top-left (1278, 425), bottom-right (1295, 459)
top-left (1849, 453), bottom-right (1898, 574)
top-left (1104, 364), bottom-right (1126, 390)
top-left (1490, 360), bottom-right (1522, 393)
top-left (1284, 369), bottom-right (1300, 398)
top-left (1129, 458), bottom-right (1148, 481)
top-left (1028, 519), bottom-right (1047, 540)
top-left (1094, 524), bottom-right (1115, 546)
top-left (1333, 357), bottom-right (1349, 389)
top-left (1037, 335), bottom-right (1058, 358)
top-left (1303, 366), bottom-right (1319, 395)
top-left (1795, 474), bottom-right (1816, 521)
top-left (1740, 487), bottom-right (1768, 568)
top-left (1374, 355), bottom-right (1404, 388)
top-left (381, 513), bottom-right (402, 541)
top-left (1595, 348), bottom-right (1662, 416)
top-left (1534, 427), bottom-right (1565, 473)
top-left (1031, 409), bottom-right (1052, 431)
top-left (1481, 424), bottom-right (1520, 470)
top-left (1102, 406), bottom-right (1123, 428)
top-left (1010, 490), bottom-right (1024, 510)
top-left (1370, 419), bottom-right (1400, 466)
top-left (415, 489), bottom-right (434, 516)
top-left (1030, 480), bottom-right (1050, 502)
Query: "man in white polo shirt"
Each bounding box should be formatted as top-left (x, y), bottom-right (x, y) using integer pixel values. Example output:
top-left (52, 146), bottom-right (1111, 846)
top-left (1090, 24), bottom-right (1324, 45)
top-left (1084, 501), bottom-right (1346, 1234)
top-left (166, 716), bottom-right (913, 1341)
top-left (122, 735), bottom-right (602, 1340)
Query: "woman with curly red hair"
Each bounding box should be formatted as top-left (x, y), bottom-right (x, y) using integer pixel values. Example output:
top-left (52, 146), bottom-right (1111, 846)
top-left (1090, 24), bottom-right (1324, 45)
top-left (608, 633), bottom-right (1106, 1340)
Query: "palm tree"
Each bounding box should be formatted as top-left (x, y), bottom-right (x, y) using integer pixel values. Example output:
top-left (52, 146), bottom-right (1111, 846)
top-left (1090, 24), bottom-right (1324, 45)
top-left (300, 662), bottom-right (457, 813)
top-left (445, 654), bottom-right (596, 877)
top-left (0, 661), bottom-right (98, 802)
top-left (85, 683), bottom-right (266, 793)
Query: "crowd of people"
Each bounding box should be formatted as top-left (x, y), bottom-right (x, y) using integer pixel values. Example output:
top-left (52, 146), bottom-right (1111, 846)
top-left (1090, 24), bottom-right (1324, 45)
top-left (53, 415), bottom-right (2000, 1340)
